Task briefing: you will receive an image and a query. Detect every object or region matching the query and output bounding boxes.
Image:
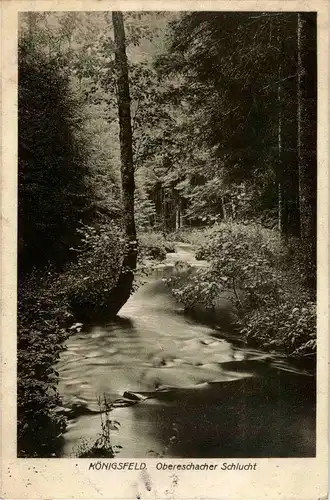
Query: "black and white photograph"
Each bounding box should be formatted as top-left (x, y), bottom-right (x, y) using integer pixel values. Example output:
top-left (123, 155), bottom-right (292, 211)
top-left (16, 9), bottom-right (319, 461)
top-left (1, 0), bottom-right (329, 497)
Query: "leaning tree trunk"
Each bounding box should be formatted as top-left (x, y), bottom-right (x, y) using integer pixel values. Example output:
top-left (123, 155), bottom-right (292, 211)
top-left (110, 11), bottom-right (137, 314)
top-left (297, 12), bottom-right (317, 288)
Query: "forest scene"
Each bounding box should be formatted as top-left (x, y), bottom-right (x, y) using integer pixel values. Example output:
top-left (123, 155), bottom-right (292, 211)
top-left (18, 11), bottom-right (317, 459)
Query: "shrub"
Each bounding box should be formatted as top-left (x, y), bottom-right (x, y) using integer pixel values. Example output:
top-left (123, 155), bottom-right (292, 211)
top-left (18, 269), bottom-right (72, 457)
top-left (242, 300), bottom-right (316, 355)
top-left (166, 227), bottom-right (219, 247)
top-left (166, 222), bottom-right (316, 357)
top-left (63, 223), bottom-right (124, 316)
top-left (167, 262), bottom-right (223, 309)
top-left (138, 232), bottom-right (175, 262)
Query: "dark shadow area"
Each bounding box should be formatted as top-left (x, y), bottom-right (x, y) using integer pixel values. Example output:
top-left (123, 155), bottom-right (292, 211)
top-left (129, 367), bottom-right (316, 458)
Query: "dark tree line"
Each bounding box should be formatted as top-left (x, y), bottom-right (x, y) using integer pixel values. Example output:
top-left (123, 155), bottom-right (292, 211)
top-left (18, 39), bottom-right (92, 271)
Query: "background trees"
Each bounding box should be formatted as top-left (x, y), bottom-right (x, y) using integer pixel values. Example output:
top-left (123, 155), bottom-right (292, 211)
top-left (138, 12), bottom-right (316, 278)
top-left (297, 13), bottom-right (317, 283)
top-left (18, 13), bottom-right (124, 273)
top-left (18, 10), bottom-right (317, 277)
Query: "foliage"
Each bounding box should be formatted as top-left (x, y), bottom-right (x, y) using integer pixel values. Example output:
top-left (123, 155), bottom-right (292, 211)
top-left (18, 38), bottom-right (94, 270)
top-left (243, 300), bottom-right (316, 355)
top-left (168, 263), bottom-right (222, 310)
top-left (138, 232), bottom-right (175, 262)
top-left (145, 11), bottom-right (315, 247)
top-left (166, 223), bottom-right (316, 356)
top-left (156, 12), bottom-right (296, 177)
top-left (167, 226), bottom-right (220, 246)
top-left (17, 269), bottom-right (72, 457)
top-left (64, 223), bottom-right (124, 317)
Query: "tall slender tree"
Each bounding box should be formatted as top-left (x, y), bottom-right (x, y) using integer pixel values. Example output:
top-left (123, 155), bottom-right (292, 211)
top-left (110, 11), bottom-right (138, 313)
top-left (297, 12), bottom-right (317, 284)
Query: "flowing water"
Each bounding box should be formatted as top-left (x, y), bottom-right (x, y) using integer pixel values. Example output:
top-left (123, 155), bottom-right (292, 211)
top-left (57, 244), bottom-right (316, 458)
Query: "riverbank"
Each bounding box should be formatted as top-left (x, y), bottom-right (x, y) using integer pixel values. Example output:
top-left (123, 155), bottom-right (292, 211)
top-left (164, 223), bottom-right (316, 360)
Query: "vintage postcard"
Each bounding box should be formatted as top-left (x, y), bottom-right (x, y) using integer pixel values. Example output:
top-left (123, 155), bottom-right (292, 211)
top-left (1, 0), bottom-right (328, 498)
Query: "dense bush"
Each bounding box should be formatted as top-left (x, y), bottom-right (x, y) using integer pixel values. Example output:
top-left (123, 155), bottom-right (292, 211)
top-left (166, 223), bottom-right (316, 356)
top-left (18, 270), bottom-right (72, 457)
top-left (242, 299), bottom-right (316, 354)
top-left (166, 227), bottom-right (218, 247)
top-left (138, 232), bottom-right (175, 262)
top-left (63, 223), bottom-right (124, 317)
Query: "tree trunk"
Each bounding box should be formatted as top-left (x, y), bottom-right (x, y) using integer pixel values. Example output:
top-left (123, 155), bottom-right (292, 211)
top-left (277, 59), bottom-right (288, 242)
top-left (221, 196), bottom-right (227, 219)
top-left (231, 200), bottom-right (236, 220)
top-left (175, 208), bottom-right (180, 230)
top-left (179, 197), bottom-right (185, 228)
top-left (297, 13), bottom-right (317, 286)
top-left (277, 182), bottom-right (283, 233)
top-left (110, 11), bottom-right (137, 314)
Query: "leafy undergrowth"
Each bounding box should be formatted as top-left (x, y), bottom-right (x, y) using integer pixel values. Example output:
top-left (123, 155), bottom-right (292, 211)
top-left (166, 222), bottom-right (316, 358)
top-left (138, 231), bottom-right (175, 262)
top-left (18, 269), bottom-right (71, 457)
top-left (166, 227), bottom-right (218, 247)
top-left (63, 223), bottom-right (124, 317)
top-left (18, 223), bottom-right (125, 457)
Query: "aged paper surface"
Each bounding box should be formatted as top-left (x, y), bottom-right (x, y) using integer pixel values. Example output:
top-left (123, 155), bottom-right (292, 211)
top-left (1, 0), bottom-right (328, 498)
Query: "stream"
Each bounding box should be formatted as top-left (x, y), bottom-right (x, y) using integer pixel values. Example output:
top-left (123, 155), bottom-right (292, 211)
top-left (57, 244), bottom-right (316, 458)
